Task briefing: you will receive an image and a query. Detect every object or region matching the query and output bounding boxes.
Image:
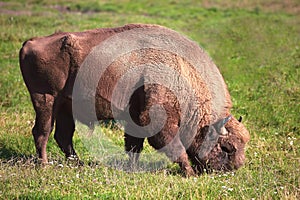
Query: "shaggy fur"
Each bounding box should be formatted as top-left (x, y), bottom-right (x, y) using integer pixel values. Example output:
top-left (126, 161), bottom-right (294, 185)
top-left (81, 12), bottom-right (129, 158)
top-left (19, 24), bottom-right (250, 176)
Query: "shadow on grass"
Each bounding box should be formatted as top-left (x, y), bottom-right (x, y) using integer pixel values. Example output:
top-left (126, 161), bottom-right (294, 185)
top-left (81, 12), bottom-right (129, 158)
top-left (0, 140), bottom-right (32, 161)
top-left (0, 134), bottom-right (185, 176)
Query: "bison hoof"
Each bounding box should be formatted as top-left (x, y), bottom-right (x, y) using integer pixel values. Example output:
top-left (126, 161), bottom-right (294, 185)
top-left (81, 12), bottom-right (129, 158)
top-left (32, 156), bottom-right (48, 166)
top-left (183, 166), bottom-right (196, 177)
top-left (66, 155), bottom-right (84, 166)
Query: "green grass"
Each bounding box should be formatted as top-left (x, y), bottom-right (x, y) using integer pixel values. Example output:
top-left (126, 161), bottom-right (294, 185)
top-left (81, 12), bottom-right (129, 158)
top-left (0, 0), bottom-right (299, 199)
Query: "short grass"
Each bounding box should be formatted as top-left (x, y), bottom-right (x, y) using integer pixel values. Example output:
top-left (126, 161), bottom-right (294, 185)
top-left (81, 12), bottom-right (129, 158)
top-left (0, 0), bottom-right (299, 199)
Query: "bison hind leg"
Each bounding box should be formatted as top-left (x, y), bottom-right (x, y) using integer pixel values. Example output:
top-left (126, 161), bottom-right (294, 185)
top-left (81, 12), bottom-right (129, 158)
top-left (54, 102), bottom-right (81, 164)
top-left (31, 93), bottom-right (55, 164)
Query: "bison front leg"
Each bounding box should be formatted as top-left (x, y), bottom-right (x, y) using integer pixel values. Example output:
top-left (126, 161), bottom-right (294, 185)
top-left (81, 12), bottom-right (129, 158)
top-left (124, 133), bottom-right (145, 169)
top-left (31, 93), bottom-right (55, 164)
top-left (175, 152), bottom-right (195, 177)
top-left (54, 103), bottom-right (78, 161)
top-left (149, 134), bottom-right (195, 177)
top-left (164, 144), bottom-right (195, 177)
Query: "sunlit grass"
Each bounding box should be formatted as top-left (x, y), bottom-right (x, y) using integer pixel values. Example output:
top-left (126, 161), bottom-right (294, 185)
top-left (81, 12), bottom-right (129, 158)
top-left (0, 0), bottom-right (299, 199)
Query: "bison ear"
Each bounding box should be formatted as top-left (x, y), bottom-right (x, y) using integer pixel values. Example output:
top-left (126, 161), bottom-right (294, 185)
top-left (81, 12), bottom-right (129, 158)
top-left (238, 116), bottom-right (243, 122)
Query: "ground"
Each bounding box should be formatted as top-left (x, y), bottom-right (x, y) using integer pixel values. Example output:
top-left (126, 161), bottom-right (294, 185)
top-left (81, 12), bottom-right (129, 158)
top-left (0, 0), bottom-right (299, 199)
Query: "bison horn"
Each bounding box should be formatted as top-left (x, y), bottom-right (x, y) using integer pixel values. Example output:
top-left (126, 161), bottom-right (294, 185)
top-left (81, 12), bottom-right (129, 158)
top-left (197, 115), bottom-right (232, 159)
top-left (222, 115), bottom-right (232, 125)
top-left (213, 115), bottom-right (232, 132)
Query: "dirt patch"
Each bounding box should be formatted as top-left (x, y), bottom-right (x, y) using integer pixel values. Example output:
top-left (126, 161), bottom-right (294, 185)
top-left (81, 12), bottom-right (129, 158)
top-left (262, 0), bottom-right (300, 15)
top-left (0, 1), bottom-right (8, 7)
top-left (0, 1), bottom-right (32, 16)
top-left (50, 5), bottom-right (72, 13)
top-left (201, 0), bottom-right (300, 15)
top-left (0, 2), bottom-right (89, 16)
top-left (0, 2), bottom-right (75, 16)
top-left (1, 1), bottom-right (299, 16)
top-left (49, 5), bottom-right (82, 14)
top-left (0, 9), bottom-right (32, 16)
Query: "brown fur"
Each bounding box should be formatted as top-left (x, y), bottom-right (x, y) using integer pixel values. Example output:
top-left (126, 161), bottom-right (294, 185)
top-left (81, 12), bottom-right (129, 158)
top-left (19, 24), bottom-right (250, 176)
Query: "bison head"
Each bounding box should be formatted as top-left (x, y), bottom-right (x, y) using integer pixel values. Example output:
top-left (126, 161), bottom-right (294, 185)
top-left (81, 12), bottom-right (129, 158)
top-left (188, 115), bottom-right (250, 174)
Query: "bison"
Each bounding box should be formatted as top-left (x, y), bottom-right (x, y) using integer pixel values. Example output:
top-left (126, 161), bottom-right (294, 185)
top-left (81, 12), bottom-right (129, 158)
top-left (19, 24), bottom-right (250, 176)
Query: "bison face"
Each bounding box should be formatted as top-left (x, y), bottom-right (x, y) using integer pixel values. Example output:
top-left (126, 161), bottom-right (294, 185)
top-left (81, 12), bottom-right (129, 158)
top-left (202, 132), bottom-right (246, 172)
top-left (189, 116), bottom-right (250, 174)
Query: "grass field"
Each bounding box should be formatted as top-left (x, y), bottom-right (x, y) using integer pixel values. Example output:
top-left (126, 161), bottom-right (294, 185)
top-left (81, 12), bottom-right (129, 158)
top-left (0, 0), bottom-right (299, 199)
